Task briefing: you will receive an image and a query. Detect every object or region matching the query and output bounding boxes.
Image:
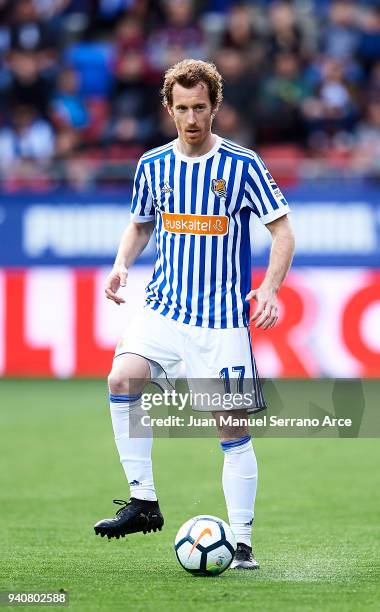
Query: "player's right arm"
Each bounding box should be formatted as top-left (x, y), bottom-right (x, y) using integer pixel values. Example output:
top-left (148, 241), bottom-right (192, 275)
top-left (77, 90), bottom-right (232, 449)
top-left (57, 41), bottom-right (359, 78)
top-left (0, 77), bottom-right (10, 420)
top-left (105, 159), bottom-right (155, 305)
top-left (105, 220), bottom-right (155, 304)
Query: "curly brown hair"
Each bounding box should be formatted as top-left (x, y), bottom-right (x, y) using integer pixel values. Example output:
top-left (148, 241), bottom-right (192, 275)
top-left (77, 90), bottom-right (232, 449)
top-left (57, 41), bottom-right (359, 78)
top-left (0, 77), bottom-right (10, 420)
top-left (161, 59), bottom-right (223, 110)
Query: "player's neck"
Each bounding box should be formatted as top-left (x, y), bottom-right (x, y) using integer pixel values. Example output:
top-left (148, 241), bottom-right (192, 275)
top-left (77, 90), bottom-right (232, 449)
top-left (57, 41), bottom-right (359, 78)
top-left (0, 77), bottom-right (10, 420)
top-left (176, 133), bottom-right (217, 158)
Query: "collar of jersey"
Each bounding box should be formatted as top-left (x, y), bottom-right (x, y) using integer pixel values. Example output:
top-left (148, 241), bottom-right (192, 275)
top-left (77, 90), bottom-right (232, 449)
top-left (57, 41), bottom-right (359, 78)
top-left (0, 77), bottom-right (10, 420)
top-left (172, 135), bottom-right (222, 162)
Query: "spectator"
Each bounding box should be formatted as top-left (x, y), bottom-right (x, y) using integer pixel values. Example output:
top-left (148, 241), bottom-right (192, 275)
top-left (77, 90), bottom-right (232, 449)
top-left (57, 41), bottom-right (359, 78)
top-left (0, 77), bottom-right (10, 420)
top-left (124, 0), bottom-right (164, 32)
top-left (0, 104), bottom-right (55, 169)
top-left (221, 2), bottom-right (266, 70)
top-left (358, 5), bottom-right (380, 72)
top-left (257, 51), bottom-right (310, 143)
top-left (114, 13), bottom-right (145, 56)
top-left (54, 123), bottom-right (80, 158)
top-left (32, 1), bottom-right (70, 20)
top-left (7, 50), bottom-right (53, 115)
top-left (0, 0), bottom-right (12, 108)
top-left (113, 47), bottom-right (154, 104)
top-left (321, 0), bottom-right (359, 61)
top-left (50, 66), bottom-right (89, 128)
top-left (147, 0), bottom-right (205, 71)
top-left (302, 57), bottom-right (357, 144)
top-left (145, 105), bottom-right (178, 150)
top-left (0, 1), bottom-right (11, 56)
top-left (367, 60), bottom-right (380, 98)
top-left (111, 28), bottom-right (157, 141)
top-left (106, 93), bottom-right (154, 148)
top-left (213, 102), bottom-right (253, 147)
top-left (214, 47), bottom-right (257, 119)
top-left (10, 0), bottom-right (57, 53)
top-left (112, 16), bottom-right (158, 86)
top-left (352, 99), bottom-right (380, 175)
top-left (222, 3), bottom-right (256, 52)
top-left (267, 1), bottom-right (305, 60)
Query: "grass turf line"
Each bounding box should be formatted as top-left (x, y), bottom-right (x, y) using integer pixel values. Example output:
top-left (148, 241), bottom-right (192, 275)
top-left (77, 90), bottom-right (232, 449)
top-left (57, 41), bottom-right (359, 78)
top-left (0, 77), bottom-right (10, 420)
top-left (0, 379), bottom-right (379, 611)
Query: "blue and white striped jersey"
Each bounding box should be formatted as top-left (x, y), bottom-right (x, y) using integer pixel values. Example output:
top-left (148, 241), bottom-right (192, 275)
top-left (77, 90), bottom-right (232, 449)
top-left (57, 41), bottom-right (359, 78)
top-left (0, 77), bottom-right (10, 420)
top-left (130, 136), bottom-right (290, 328)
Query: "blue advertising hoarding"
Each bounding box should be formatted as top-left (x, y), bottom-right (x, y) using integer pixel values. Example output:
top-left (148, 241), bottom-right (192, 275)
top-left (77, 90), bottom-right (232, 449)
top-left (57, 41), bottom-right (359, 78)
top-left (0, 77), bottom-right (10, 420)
top-left (0, 183), bottom-right (379, 268)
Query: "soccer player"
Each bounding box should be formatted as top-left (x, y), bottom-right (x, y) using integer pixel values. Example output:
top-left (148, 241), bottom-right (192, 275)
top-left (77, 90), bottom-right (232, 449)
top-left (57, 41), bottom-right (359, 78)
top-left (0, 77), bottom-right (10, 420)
top-left (94, 60), bottom-right (295, 570)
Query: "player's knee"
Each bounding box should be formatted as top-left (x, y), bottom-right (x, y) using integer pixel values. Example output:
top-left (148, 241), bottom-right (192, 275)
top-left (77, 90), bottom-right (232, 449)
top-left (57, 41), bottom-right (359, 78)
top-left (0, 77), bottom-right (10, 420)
top-left (108, 370), bottom-right (145, 396)
top-left (108, 354), bottom-right (150, 396)
top-left (108, 372), bottom-right (145, 395)
top-left (108, 370), bottom-right (128, 395)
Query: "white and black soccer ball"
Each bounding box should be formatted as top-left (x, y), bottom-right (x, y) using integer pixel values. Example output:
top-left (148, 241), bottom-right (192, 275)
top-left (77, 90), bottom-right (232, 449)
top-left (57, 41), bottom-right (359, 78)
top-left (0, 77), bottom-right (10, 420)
top-left (174, 515), bottom-right (237, 576)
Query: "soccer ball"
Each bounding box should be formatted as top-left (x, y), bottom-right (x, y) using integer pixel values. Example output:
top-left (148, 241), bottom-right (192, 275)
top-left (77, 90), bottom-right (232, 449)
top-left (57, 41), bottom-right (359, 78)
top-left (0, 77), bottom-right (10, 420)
top-left (174, 515), bottom-right (236, 576)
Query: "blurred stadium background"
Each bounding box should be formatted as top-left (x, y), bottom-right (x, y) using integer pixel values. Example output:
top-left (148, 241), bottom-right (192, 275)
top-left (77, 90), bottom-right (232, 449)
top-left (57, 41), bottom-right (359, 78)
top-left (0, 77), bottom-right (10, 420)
top-left (0, 0), bottom-right (379, 379)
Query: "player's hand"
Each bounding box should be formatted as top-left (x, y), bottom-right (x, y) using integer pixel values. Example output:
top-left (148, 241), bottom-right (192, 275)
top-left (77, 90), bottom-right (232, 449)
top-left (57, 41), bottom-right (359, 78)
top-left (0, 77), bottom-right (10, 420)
top-left (246, 286), bottom-right (279, 330)
top-left (105, 265), bottom-right (128, 305)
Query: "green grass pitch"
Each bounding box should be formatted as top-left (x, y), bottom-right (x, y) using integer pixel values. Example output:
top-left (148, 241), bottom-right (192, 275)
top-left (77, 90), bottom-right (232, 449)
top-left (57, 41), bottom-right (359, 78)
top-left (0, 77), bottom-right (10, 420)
top-left (0, 379), bottom-right (379, 611)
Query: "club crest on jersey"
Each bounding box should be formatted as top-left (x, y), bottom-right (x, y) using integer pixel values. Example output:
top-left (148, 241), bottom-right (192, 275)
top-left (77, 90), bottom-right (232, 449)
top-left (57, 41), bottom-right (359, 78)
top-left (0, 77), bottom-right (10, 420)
top-left (212, 178), bottom-right (227, 198)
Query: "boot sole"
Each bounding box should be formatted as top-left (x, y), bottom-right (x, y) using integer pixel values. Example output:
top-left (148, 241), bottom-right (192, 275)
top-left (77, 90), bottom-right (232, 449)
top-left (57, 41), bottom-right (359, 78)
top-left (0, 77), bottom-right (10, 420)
top-left (94, 520), bottom-right (164, 540)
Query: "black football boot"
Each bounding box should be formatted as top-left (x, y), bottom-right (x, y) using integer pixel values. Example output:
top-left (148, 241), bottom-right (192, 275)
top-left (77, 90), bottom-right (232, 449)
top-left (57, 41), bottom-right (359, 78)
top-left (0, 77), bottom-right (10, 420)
top-left (94, 498), bottom-right (164, 540)
top-left (230, 543), bottom-right (260, 569)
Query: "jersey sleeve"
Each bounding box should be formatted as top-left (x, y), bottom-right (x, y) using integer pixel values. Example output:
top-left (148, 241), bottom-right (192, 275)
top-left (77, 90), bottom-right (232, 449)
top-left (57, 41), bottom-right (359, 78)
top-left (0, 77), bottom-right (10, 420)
top-left (244, 153), bottom-right (291, 224)
top-left (130, 160), bottom-right (155, 222)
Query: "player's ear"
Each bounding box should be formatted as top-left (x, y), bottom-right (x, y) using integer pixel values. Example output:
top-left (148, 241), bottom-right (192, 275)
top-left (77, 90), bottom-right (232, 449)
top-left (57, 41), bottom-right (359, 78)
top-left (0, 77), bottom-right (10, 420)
top-left (211, 104), bottom-right (219, 119)
top-left (167, 105), bottom-right (174, 118)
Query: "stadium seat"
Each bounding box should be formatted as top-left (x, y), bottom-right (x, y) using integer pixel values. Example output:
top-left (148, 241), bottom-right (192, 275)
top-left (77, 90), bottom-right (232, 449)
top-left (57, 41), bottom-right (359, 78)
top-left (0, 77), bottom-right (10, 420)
top-left (64, 43), bottom-right (114, 97)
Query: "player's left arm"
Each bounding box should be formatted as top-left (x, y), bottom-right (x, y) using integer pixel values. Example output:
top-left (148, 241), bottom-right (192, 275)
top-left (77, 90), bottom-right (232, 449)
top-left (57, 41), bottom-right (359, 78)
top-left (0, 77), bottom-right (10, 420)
top-left (246, 214), bottom-right (295, 330)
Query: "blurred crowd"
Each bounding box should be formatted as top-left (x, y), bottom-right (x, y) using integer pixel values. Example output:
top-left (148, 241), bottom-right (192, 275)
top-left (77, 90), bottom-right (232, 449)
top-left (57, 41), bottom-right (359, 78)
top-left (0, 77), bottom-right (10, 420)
top-left (1, 0), bottom-right (380, 190)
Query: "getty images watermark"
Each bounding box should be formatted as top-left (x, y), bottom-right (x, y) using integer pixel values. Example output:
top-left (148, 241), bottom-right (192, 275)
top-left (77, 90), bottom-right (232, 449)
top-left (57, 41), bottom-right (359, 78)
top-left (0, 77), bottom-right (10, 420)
top-left (125, 378), bottom-right (379, 438)
top-left (139, 389), bottom-right (352, 428)
top-left (140, 389), bottom-right (258, 412)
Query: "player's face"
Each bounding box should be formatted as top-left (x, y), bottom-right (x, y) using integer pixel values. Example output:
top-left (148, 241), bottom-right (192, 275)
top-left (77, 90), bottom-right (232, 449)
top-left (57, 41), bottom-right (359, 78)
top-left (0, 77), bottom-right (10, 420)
top-left (168, 82), bottom-right (215, 150)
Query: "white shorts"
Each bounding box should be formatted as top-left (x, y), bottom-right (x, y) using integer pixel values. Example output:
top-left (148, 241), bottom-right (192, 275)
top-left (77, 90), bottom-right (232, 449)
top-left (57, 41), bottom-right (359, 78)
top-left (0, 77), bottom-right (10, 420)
top-left (115, 307), bottom-right (266, 413)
